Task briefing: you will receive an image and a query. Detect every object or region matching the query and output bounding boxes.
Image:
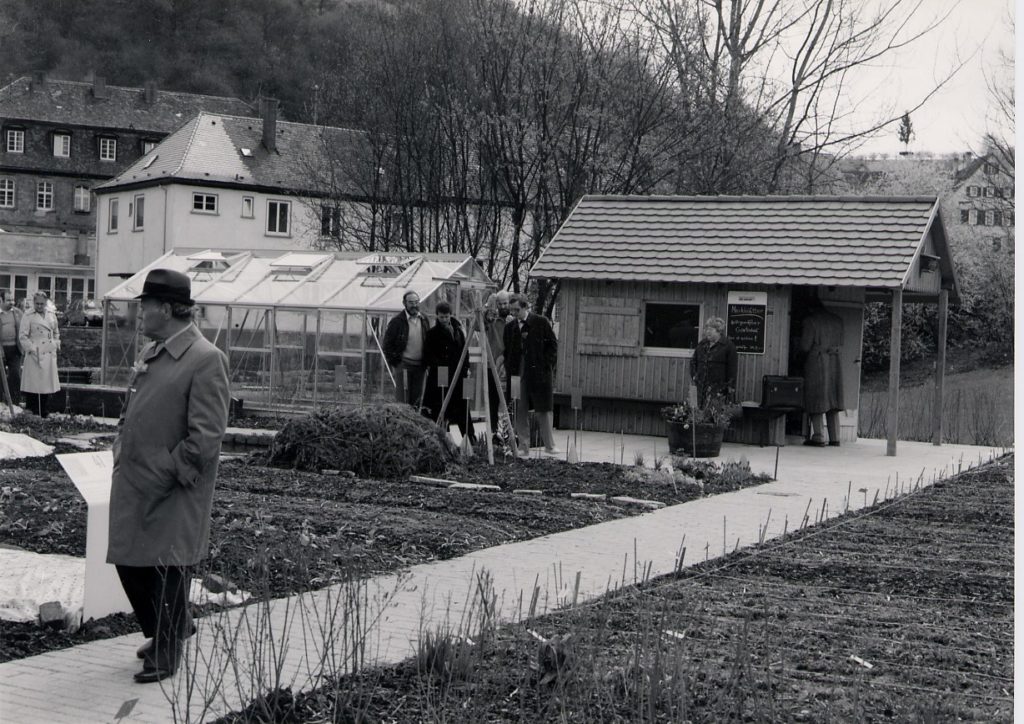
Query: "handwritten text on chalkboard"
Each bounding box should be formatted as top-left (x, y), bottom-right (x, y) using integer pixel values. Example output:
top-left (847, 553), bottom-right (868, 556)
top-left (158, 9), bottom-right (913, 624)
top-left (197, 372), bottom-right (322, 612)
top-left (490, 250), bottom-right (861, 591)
top-left (727, 291), bottom-right (767, 354)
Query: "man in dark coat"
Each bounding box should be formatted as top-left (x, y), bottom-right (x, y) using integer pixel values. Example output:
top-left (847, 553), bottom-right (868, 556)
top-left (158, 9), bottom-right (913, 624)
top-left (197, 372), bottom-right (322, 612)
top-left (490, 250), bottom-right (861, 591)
top-left (503, 293), bottom-right (560, 455)
top-left (0, 290), bottom-right (23, 405)
top-left (107, 269), bottom-right (230, 683)
top-left (424, 301), bottom-right (474, 440)
top-left (800, 298), bottom-right (845, 446)
top-left (382, 290), bottom-right (430, 410)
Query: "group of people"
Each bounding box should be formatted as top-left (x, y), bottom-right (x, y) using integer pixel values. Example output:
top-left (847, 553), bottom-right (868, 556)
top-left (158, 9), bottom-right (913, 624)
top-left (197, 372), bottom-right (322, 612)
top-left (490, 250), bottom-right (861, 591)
top-left (382, 289), bottom-right (561, 456)
top-left (0, 290), bottom-right (63, 417)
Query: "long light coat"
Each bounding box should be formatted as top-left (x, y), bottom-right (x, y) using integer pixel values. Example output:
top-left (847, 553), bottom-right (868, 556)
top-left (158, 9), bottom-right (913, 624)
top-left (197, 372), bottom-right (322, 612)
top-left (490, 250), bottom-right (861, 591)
top-left (18, 310), bottom-right (60, 394)
top-left (801, 308), bottom-right (845, 414)
top-left (106, 324), bottom-right (230, 567)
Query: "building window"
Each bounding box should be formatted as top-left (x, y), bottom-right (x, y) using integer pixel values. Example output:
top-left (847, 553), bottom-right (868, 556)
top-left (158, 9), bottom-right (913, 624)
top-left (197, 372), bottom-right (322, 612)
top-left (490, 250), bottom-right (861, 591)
top-left (241, 196), bottom-right (254, 218)
top-left (14, 275), bottom-right (27, 306)
top-left (6, 129), bottom-right (24, 153)
top-left (71, 277), bottom-right (85, 301)
top-left (975, 210), bottom-right (986, 226)
top-left (192, 192), bottom-right (217, 213)
top-left (985, 210), bottom-right (996, 226)
top-left (88, 278), bottom-right (95, 298)
top-left (141, 140), bottom-right (157, 155)
top-left (984, 162), bottom-right (997, 176)
top-left (992, 210), bottom-right (1003, 227)
top-left (0, 178), bottom-right (13, 208)
top-left (267, 199), bottom-right (290, 235)
top-left (643, 303), bottom-right (701, 351)
top-left (53, 277), bottom-right (68, 307)
top-left (133, 194), bottom-right (145, 230)
top-left (99, 137), bottom-right (117, 161)
top-left (960, 209), bottom-right (970, 224)
top-left (53, 133), bottom-right (70, 157)
top-left (73, 185), bottom-right (91, 212)
top-left (321, 205), bottom-right (341, 237)
top-left (108, 198), bottom-right (119, 232)
top-left (966, 186), bottom-right (980, 198)
top-left (983, 186), bottom-right (995, 198)
top-left (36, 181), bottom-right (53, 211)
top-left (37, 276), bottom-right (52, 298)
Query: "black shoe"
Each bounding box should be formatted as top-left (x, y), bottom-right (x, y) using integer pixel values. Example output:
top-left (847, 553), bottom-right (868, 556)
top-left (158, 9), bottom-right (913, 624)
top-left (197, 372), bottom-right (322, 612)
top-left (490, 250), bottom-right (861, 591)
top-left (828, 441), bottom-right (840, 447)
top-left (137, 622), bottom-right (196, 659)
top-left (802, 438), bottom-right (826, 447)
top-left (134, 665), bottom-right (176, 684)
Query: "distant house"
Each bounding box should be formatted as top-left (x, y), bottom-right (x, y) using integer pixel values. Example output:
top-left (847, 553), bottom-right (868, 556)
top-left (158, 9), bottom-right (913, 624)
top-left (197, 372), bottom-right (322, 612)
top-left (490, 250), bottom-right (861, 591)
top-left (947, 153), bottom-right (1015, 252)
top-left (93, 101), bottom-right (373, 297)
top-left (530, 195), bottom-right (960, 454)
top-left (0, 73), bottom-right (255, 306)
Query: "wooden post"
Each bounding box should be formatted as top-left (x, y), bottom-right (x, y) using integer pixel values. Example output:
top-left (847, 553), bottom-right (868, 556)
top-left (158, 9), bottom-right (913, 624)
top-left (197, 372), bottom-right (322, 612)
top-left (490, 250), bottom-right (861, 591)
top-left (932, 288), bottom-right (948, 446)
top-left (886, 288), bottom-right (902, 456)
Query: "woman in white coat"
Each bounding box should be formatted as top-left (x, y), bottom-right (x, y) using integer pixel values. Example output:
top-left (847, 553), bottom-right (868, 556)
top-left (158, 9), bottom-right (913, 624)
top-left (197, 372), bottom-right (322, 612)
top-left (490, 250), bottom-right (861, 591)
top-left (19, 292), bottom-right (61, 417)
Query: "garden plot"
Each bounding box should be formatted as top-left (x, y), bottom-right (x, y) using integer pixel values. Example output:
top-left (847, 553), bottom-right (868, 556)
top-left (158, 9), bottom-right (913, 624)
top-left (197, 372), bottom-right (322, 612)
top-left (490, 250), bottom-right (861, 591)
top-left (0, 415), bottom-right (770, 662)
top-left (211, 454), bottom-right (1013, 723)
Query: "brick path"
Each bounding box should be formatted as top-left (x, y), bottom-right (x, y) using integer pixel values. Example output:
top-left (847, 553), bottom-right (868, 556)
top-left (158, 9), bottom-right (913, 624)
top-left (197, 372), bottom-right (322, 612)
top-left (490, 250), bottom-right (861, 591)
top-left (0, 437), bottom-right (1003, 723)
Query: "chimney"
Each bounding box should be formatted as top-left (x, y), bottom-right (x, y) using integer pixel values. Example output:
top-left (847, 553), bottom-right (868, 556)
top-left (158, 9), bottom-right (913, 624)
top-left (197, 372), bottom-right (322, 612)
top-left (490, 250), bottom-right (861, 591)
top-left (30, 70), bottom-right (46, 92)
top-left (260, 97), bottom-right (278, 152)
top-left (92, 76), bottom-right (107, 99)
top-left (144, 81), bottom-right (158, 105)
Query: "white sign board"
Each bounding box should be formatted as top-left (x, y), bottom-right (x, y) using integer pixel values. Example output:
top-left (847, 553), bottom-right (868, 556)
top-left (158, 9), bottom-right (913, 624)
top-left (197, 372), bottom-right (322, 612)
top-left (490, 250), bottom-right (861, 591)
top-left (57, 451), bottom-right (132, 620)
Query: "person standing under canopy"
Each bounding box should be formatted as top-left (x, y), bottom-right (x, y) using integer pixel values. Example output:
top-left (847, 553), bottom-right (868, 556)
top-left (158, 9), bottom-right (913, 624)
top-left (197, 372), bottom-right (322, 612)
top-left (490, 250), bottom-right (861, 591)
top-left (801, 297), bottom-right (845, 447)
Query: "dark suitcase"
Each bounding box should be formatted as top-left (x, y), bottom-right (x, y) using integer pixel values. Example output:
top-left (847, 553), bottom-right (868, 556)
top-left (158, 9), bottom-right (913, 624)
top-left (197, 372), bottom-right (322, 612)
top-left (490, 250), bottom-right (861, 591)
top-left (761, 375), bottom-right (803, 409)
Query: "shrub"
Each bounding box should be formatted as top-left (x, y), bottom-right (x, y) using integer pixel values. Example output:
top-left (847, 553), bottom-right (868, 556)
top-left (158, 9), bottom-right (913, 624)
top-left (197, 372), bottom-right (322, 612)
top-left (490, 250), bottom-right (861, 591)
top-left (268, 403), bottom-right (457, 478)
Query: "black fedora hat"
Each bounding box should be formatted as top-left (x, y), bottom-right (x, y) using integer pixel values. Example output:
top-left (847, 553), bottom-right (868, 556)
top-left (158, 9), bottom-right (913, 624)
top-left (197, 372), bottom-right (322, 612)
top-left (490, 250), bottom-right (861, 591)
top-left (135, 268), bottom-right (194, 306)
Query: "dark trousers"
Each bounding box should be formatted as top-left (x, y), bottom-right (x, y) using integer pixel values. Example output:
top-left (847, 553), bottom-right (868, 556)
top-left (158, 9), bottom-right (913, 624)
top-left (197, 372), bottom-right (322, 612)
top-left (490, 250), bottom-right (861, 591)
top-left (393, 362), bottom-right (426, 410)
top-left (1, 345), bottom-right (20, 405)
top-left (23, 392), bottom-right (51, 417)
top-left (116, 565), bottom-right (191, 668)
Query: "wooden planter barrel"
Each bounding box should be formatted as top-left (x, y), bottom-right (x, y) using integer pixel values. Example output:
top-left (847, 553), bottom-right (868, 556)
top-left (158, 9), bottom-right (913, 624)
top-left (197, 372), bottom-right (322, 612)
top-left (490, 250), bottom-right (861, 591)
top-left (666, 421), bottom-right (724, 458)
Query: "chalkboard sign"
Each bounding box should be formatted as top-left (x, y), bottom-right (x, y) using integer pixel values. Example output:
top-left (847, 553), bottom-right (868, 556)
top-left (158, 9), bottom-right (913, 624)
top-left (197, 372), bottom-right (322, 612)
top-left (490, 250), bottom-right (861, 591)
top-left (727, 291), bottom-right (767, 354)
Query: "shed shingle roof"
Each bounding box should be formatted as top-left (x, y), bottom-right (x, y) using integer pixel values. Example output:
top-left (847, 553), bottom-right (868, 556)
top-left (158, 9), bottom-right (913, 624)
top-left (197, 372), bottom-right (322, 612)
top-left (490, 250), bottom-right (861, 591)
top-left (96, 112), bottom-right (369, 196)
top-left (0, 76), bottom-right (255, 132)
top-left (530, 195), bottom-right (943, 288)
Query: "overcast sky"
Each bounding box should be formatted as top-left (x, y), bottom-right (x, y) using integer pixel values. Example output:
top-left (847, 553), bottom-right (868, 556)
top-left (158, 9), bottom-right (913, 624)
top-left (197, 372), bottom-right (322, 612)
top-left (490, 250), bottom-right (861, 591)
top-left (845, 0), bottom-right (1014, 157)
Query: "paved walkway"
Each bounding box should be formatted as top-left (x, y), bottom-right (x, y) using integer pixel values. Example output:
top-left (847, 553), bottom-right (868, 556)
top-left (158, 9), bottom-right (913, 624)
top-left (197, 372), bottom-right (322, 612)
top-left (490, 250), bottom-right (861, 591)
top-left (0, 436), bottom-right (1005, 723)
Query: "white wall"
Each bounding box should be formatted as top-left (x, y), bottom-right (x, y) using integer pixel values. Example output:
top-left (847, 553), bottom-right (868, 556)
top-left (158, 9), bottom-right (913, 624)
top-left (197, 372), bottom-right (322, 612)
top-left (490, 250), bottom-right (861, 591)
top-left (96, 184), bottom-right (320, 297)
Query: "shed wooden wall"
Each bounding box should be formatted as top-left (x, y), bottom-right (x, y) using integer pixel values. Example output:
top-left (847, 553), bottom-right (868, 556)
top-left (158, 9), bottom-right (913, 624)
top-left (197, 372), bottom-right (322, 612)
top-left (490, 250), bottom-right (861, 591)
top-left (554, 279), bottom-right (792, 435)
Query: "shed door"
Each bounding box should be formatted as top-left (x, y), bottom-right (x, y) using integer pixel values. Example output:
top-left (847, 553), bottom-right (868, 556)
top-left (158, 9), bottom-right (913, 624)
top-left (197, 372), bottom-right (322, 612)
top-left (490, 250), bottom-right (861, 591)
top-left (576, 297), bottom-right (641, 356)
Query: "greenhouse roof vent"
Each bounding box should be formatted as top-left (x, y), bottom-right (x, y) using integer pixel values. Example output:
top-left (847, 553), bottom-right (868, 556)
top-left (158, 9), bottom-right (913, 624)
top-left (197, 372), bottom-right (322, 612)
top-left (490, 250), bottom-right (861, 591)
top-left (269, 252), bottom-right (333, 280)
top-left (356, 253), bottom-right (420, 279)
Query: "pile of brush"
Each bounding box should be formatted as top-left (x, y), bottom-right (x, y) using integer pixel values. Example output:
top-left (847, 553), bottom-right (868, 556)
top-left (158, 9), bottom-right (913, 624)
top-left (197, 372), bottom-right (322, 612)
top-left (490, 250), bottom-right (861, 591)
top-left (268, 403), bottom-right (458, 479)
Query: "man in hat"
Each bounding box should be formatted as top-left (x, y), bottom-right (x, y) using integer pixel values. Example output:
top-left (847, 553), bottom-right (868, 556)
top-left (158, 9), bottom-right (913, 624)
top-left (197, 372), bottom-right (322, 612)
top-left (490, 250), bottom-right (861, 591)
top-left (107, 268), bottom-right (230, 683)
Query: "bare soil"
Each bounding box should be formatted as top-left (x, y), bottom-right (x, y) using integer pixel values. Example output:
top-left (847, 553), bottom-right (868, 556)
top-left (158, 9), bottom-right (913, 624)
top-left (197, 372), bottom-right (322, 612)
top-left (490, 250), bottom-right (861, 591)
top-left (215, 455), bottom-right (1013, 723)
top-left (0, 417), bottom-right (768, 662)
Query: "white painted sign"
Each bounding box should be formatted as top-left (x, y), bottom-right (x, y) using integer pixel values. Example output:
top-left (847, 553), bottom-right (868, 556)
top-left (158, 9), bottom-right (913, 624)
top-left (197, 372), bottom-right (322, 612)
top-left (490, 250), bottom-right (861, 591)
top-left (57, 451), bottom-right (132, 620)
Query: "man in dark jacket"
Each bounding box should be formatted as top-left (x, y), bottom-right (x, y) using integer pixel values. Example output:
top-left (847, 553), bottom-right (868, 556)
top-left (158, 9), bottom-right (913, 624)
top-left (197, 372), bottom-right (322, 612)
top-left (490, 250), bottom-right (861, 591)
top-left (107, 269), bottom-right (230, 683)
top-left (382, 290), bottom-right (430, 410)
top-left (503, 293), bottom-right (560, 455)
top-left (424, 301), bottom-right (474, 440)
top-left (0, 290), bottom-right (23, 405)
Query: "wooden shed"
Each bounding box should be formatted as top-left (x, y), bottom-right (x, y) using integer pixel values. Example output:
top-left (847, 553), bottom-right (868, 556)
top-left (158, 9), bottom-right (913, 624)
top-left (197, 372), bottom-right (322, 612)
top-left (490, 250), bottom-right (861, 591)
top-left (530, 195), bottom-right (960, 455)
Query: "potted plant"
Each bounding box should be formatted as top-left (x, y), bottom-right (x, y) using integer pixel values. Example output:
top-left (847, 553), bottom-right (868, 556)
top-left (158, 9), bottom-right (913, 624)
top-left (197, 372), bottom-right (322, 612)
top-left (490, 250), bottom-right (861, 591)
top-left (661, 393), bottom-right (733, 458)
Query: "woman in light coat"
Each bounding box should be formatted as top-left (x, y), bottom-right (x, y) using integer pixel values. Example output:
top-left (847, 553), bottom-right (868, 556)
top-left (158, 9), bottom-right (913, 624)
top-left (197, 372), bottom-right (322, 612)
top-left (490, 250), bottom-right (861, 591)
top-left (19, 292), bottom-right (61, 417)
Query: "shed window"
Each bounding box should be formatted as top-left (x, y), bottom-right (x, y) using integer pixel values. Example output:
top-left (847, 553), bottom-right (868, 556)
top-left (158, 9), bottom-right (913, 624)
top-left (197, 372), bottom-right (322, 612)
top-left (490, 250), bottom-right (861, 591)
top-left (576, 296), bottom-right (641, 357)
top-left (643, 303), bottom-right (701, 351)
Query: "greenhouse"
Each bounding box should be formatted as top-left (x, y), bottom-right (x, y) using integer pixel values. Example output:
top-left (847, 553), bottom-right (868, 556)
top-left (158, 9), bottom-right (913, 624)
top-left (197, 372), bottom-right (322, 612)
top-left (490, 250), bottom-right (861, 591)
top-left (100, 249), bottom-right (495, 409)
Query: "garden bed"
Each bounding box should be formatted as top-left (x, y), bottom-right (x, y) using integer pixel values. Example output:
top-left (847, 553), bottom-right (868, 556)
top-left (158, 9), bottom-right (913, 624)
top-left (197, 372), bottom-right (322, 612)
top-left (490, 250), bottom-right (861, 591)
top-left (214, 454), bottom-right (1014, 723)
top-left (0, 415), bottom-right (770, 662)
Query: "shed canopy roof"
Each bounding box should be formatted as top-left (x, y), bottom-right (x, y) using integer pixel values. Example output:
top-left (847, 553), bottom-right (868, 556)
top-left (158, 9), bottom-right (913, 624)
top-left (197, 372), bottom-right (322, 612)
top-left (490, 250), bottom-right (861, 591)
top-left (105, 249), bottom-right (491, 312)
top-left (531, 195), bottom-right (957, 297)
